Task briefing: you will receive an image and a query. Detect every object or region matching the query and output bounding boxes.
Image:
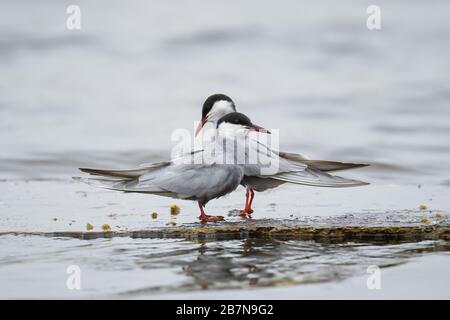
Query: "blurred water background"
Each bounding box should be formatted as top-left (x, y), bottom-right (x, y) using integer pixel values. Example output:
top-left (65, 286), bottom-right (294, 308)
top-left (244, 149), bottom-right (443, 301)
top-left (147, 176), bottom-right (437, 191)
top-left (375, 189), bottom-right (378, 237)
top-left (0, 0), bottom-right (449, 299)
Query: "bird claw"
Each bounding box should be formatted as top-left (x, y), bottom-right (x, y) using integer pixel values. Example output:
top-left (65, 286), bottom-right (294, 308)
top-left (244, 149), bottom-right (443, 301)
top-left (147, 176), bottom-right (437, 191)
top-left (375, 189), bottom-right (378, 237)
top-left (242, 214), bottom-right (252, 220)
top-left (239, 210), bottom-right (253, 220)
top-left (228, 209), bottom-right (253, 220)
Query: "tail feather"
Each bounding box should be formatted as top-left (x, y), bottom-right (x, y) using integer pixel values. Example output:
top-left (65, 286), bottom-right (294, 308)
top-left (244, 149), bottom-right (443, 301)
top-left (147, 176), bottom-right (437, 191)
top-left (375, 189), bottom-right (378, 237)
top-left (73, 176), bottom-right (168, 194)
top-left (79, 167), bottom-right (146, 179)
top-left (79, 161), bottom-right (169, 179)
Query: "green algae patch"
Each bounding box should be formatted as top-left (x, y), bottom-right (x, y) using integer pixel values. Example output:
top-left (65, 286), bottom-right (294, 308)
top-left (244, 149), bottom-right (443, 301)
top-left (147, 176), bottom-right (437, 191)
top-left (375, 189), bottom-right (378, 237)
top-left (170, 204), bottom-right (181, 215)
top-left (9, 223), bottom-right (448, 242)
top-left (2, 213), bottom-right (449, 242)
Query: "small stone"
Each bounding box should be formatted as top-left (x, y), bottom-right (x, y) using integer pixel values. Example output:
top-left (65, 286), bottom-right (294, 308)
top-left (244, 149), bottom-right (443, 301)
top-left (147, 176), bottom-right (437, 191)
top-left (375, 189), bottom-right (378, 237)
top-left (151, 212), bottom-right (158, 219)
top-left (86, 223), bottom-right (94, 231)
top-left (435, 212), bottom-right (443, 219)
top-left (420, 218), bottom-right (430, 223)
top-left (170, 204), bottom-right (181, 215)
top-left (419, 204), bottom-right (427, 210)
top-left (101, 224), bottom-right (111, 231)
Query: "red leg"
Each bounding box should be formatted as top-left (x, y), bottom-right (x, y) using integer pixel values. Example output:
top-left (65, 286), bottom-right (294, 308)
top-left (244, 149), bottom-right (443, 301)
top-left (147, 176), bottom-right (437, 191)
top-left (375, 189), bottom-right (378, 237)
top-left (244, 189), bottom-right (250, 209)
top-left (239, 188), bottom-right (254, 219)
top-left (248, 189), bottom-right (255, 213)
top-left (198, 202), bottom-right (224, 223)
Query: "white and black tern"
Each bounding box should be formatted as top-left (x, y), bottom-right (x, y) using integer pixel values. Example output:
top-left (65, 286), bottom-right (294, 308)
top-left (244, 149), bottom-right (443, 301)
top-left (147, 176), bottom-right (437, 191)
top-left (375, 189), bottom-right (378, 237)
top-left (78, 112), bottom-right (271, 223)
top-left (194, 94), bottom-right (369, 219)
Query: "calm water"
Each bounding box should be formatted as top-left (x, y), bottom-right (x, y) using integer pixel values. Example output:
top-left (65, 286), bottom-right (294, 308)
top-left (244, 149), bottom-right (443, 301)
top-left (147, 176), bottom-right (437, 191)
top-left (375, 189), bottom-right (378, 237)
top-left (0, 235), bottom-right (449, 299)
top-left (0, 0), bottom-right (450, 298)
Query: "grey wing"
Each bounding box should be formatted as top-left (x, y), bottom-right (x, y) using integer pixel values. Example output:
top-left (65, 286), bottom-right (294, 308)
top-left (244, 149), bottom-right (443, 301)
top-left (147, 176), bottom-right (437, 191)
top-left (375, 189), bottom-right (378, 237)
top-left (277, 151), bottom-right (310, 161)
top-left (76, 161), bottom-right (171, 193)
top-left (243, 140), bottom-right (368, 188)
top-left (242, 138), bottom-right (307, 177)
top-left (265, 167), bottom-right (368, 187)
top-left (78, 161), bottom-right (243, 203)
top-left (242, 168), bottom-right (368, 191)
top-left (241, 176), bottom-right (286, 192)
top-left (79, 161), bottom-right (170, 178)
top-left (277, 151), bottom-right (369, 172)
top-left (130, 164), bottom-right (244, 203)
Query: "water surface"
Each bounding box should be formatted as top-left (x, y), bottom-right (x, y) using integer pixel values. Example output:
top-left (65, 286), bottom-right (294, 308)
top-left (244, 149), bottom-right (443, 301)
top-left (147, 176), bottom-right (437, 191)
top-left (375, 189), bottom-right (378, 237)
top-left (1, 0), bottom-right (450, 299)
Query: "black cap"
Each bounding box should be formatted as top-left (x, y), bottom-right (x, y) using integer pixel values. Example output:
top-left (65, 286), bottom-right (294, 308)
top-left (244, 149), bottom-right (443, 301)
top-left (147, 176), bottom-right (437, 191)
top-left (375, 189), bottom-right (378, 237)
top-left (202, 94), bottom-right (235, 119)
top-left (216, 112), bottom-right (252, 128)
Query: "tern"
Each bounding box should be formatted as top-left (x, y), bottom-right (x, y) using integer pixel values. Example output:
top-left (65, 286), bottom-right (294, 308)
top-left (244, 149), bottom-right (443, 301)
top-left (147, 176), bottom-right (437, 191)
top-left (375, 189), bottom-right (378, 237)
top-left (194, 94), bottom-right (369, 218)
top-left (78, 112), bottom-right (271, 223)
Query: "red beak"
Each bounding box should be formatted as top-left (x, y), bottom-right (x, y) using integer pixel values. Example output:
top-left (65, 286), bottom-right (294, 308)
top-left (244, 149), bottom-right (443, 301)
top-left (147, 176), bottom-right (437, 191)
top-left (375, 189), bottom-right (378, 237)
top-left (249, 124), bottom-right (271, 134)
top-left (195, 117), bottom-right (208, 137)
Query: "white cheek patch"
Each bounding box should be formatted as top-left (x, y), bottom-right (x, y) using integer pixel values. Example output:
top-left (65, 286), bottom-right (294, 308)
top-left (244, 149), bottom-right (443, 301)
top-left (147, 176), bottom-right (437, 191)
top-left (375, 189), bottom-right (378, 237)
top-left (208, 101), bottom-right (235, 122)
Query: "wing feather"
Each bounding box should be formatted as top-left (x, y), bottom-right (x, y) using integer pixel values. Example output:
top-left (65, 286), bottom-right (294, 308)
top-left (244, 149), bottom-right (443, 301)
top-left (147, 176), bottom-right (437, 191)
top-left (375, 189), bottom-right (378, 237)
top-left (267, 168), bottom-right (369, 187)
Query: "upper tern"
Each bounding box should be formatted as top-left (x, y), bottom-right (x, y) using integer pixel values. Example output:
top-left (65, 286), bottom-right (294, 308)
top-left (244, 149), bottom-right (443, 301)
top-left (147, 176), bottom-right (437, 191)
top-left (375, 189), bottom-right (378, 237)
top-left (79, 112), bottom-right (270, 223)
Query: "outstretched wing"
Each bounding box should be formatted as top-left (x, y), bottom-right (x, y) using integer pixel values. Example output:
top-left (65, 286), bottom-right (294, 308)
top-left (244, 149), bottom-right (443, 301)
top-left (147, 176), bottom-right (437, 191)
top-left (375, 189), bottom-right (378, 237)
top-left (277, 151), bottom-right (369, 172)
top-left (242, 138), bottom-right (307, 177)
top-left (268, 167), bottom-right (369, 188)
top-left (79, 161), bottom-right (170, 179)
top-left (245, 138), bottom-right (369, 187)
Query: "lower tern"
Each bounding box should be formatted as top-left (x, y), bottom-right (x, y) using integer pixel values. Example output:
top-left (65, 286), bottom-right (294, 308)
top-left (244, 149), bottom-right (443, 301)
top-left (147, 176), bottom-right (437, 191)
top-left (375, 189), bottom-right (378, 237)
top-left (194, 94), bottom-right (369, 219)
